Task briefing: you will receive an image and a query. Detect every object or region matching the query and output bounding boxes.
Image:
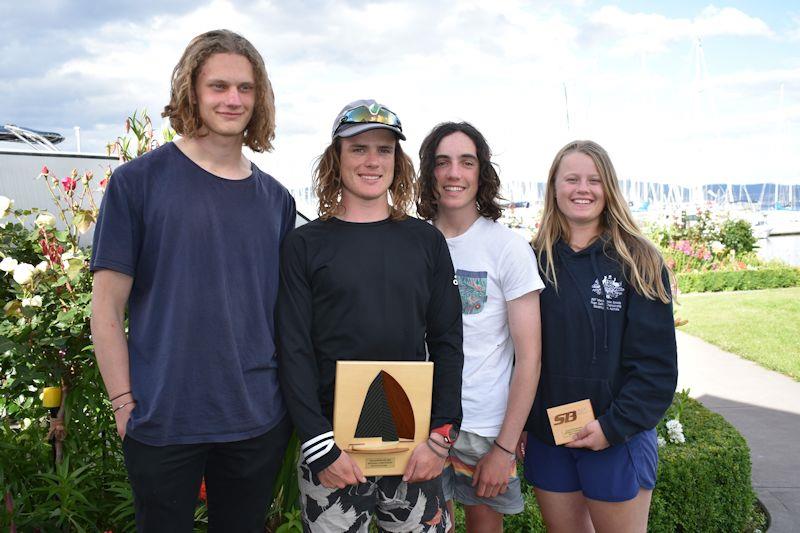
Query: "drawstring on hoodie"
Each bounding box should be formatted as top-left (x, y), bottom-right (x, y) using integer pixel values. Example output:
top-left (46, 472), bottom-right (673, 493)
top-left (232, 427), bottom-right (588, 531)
top-left (589, 251), bottom-right (610, 354)
top-left (556, 240), bottom-right (610, 364)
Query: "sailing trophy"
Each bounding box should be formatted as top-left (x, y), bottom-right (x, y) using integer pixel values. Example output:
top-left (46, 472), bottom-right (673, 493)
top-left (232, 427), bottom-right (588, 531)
top-left (333, 361), bottom-right (433, 476)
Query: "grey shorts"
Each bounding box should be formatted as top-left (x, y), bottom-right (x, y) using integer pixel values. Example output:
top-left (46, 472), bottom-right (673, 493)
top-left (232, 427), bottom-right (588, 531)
top-left (441, 430), bottom-right (524, 515)
top-left (298, 458), bottom-right (450, 532)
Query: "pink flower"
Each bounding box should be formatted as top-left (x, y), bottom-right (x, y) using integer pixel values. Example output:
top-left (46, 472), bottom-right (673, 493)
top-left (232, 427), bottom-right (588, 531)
top-left (41, 165), bottom-right (50, 175)
top-left (99, 177), bottom-right (109, 191)
top-left (61, 176), bottom-right (77, 192)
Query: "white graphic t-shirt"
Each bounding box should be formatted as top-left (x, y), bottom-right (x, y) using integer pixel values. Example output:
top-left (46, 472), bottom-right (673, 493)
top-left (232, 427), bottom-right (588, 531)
top-left (445, 216), bottom-right (544, 436)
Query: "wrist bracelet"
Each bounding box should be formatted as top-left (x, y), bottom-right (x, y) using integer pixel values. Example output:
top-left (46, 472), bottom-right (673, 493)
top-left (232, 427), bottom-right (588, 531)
top-left (427, 436), bottom-right (451, 450)
top-left (493, 440), bottom-right (515, 457)
top-left (109, 390), bottom-right (132, 402)
top-left (112, 400), bottom-right (136, 413)
top-left (425, 438), bottom-right (449, 459)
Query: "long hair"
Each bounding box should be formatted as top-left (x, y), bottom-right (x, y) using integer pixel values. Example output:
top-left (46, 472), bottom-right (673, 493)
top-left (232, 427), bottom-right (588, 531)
top-left (312, 138), bottom-right (416, 220)
top-left (162, 29), bottom-right (276, 152)
top-left (533, 140), bottom-right (672, 303)
top-left (416, 122), bottom-right (503, 221)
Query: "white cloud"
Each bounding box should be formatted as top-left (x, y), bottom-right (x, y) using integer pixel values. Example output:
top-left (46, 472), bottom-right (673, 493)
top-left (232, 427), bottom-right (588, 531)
top-left (2, 0), bottom-right (797, 191)
top-left (588, 5), bottom-right (773, 56)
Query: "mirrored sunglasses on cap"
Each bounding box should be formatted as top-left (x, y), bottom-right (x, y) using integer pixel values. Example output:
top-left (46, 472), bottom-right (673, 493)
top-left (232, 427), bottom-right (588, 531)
top-left (337, 103), bottom-right (403, 132)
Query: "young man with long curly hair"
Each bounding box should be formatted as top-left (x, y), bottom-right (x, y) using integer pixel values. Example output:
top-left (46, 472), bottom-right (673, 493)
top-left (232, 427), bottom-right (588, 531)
top-left (91, 30), bottom-right (295, 531)
top-left (417, 122), bottom-right (543, 533)
top-left (277, 100), bottom-right (464, 532)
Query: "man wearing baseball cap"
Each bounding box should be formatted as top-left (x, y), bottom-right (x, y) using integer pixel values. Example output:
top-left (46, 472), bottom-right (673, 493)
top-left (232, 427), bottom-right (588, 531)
top-left (277, 99), bottom-right (464, 532)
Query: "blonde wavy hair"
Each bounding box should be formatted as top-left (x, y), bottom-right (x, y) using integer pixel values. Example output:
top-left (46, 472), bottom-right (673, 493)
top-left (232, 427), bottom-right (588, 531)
top-left (533, 140), bottom-right (672, 303)
top-left (313, 138), bottom-right (416, 220)
top-left (162, 29), bottom-right (276, 152)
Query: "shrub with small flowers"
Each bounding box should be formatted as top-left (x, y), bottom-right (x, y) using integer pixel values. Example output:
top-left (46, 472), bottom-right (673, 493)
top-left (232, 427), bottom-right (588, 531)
top-left (648, 209), bottom-right (800, 293)
top-left (0, 111), bottom-right (172, 532)
top-left (0, 162), bottom-right (132, 531)
top-left (651, 209), bottom-right (762, 275)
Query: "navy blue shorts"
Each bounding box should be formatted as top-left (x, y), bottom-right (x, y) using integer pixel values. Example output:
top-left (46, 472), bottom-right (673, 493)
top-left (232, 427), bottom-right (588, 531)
top-left (523, 428), bottom-right (658, 502)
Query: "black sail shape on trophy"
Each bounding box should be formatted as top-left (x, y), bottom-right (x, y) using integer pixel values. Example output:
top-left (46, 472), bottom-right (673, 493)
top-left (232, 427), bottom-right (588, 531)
top-left (354, 370), bottom-right (415, 441)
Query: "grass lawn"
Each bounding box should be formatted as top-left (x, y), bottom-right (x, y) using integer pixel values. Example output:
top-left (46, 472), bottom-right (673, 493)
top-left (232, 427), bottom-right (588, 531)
top-left (675, 287), bottom-right (800, 380)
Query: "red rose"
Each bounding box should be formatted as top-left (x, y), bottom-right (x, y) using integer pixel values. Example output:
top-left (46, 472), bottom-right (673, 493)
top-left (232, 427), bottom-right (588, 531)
top-left (61, 176), bottom-right (77, 192)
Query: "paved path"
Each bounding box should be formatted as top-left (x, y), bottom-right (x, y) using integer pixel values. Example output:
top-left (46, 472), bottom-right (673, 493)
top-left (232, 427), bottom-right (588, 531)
top-left (676, 330), bottom-right (800, 533)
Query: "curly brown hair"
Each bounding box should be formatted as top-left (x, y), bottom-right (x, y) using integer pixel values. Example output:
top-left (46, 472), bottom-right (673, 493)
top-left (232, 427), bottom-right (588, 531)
top-left (161, 29), bottom-right (276, 152)
top-left (416, 122), bottom-right (503, 221)
top-left (313, 137), bottom-right (416, 220)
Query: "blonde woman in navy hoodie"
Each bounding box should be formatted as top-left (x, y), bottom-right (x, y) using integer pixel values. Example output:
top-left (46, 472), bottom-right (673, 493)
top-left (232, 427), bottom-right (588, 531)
top-left (523, 140), bottom-right (677, 533)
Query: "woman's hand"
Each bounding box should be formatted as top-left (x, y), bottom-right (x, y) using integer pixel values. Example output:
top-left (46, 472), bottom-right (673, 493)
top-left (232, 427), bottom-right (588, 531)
top-left (564, 419), bottom-right (610, 451)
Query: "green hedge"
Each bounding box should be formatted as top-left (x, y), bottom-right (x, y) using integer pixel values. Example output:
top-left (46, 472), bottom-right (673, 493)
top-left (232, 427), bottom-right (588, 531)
top-left (649, 396), bottom-right (755, 532)
top-left (677, 267), bottom-right (800, 293)
top-left (452, 395), bottom-right (755, 532)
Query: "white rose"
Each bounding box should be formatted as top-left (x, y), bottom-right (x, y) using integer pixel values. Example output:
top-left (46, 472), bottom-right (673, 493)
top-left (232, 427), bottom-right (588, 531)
top-left (35, 261), bottom-right (49, 272)
top-left (35, 212), bottom-right (57, 229)
top-left (0, 196), bottom-right (12, 217)
top-left (21, 296), bottom-right (42, 307)
top-left (61, 251), bottom-right (85, 280)
top-left (0, 256), bottom-right (18, 272)
top-left (657, 435), bottom-right (666, 448)
top-left (12, 263), bottom-right (35, 284)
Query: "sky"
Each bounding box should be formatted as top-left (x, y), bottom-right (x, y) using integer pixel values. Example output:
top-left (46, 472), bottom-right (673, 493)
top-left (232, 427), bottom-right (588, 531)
top-left (1, 0), bottom-right (799, 199)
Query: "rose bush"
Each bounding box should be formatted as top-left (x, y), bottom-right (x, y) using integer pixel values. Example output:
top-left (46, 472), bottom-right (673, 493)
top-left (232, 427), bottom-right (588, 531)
top-left (0, 112), bottom-right (173, 532)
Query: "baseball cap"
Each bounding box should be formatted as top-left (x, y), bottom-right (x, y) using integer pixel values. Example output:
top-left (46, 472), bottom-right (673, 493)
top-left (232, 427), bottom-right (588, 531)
top-left (331, 99), bottom-right (406, 140)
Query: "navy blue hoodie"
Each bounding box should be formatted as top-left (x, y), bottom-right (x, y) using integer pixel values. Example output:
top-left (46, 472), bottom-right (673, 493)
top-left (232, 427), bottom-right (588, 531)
top-left (525, 237), bottom-right (678, 446)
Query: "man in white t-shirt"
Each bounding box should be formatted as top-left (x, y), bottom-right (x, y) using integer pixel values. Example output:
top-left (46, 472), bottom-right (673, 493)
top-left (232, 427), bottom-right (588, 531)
top-left (417, 122), bottom-right (544, 532)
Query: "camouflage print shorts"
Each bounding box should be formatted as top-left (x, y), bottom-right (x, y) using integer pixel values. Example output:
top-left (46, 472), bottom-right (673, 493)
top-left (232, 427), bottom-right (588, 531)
top-left (298, 460), bottom-right (450, 532)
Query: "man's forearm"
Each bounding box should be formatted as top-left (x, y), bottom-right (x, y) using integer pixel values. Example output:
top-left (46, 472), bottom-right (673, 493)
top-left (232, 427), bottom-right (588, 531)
top-left (495, 349), bottom-right (539, 450)
top-left (91, 308), bottom-right (131, 399)
top-left (90, 270), bottom-right (134, 400)
top-left (495, 291), bottom-right (542, 450)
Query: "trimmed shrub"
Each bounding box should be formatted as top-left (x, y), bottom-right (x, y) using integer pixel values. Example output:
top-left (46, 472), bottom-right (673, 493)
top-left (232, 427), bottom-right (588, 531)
top-left (677, 267), bottom-right (800, 292)
top-left (650, 396), bottom-right (755, 533)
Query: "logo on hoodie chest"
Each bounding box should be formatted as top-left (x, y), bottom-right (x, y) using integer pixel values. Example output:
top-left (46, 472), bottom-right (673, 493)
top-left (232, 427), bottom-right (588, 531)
top-left (590, 275), bottom-right (624, 312)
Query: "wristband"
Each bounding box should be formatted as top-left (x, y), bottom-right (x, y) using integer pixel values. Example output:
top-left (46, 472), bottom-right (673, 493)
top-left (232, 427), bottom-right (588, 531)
top-left (109, 390), bottom-right (132, 402)
top-left (425, 439), bottom-right (449, 459)
top-left (113, 400), bottom-right (136, 413)
top-left (493, 440), bottom-right (515, 457)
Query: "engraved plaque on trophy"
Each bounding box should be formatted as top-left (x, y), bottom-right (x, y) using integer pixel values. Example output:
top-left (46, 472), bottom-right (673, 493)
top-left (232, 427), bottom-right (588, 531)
top-left (333, 361), bottom-right (433, 476)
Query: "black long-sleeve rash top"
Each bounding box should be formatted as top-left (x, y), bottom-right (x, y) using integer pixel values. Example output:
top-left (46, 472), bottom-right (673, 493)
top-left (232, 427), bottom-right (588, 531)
top-left (277, 216), bottom-right (464, 475)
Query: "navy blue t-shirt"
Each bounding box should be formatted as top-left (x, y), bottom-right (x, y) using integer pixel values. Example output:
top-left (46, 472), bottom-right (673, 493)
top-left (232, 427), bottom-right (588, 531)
top-left (91, 142), bottom-right (296, 445)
